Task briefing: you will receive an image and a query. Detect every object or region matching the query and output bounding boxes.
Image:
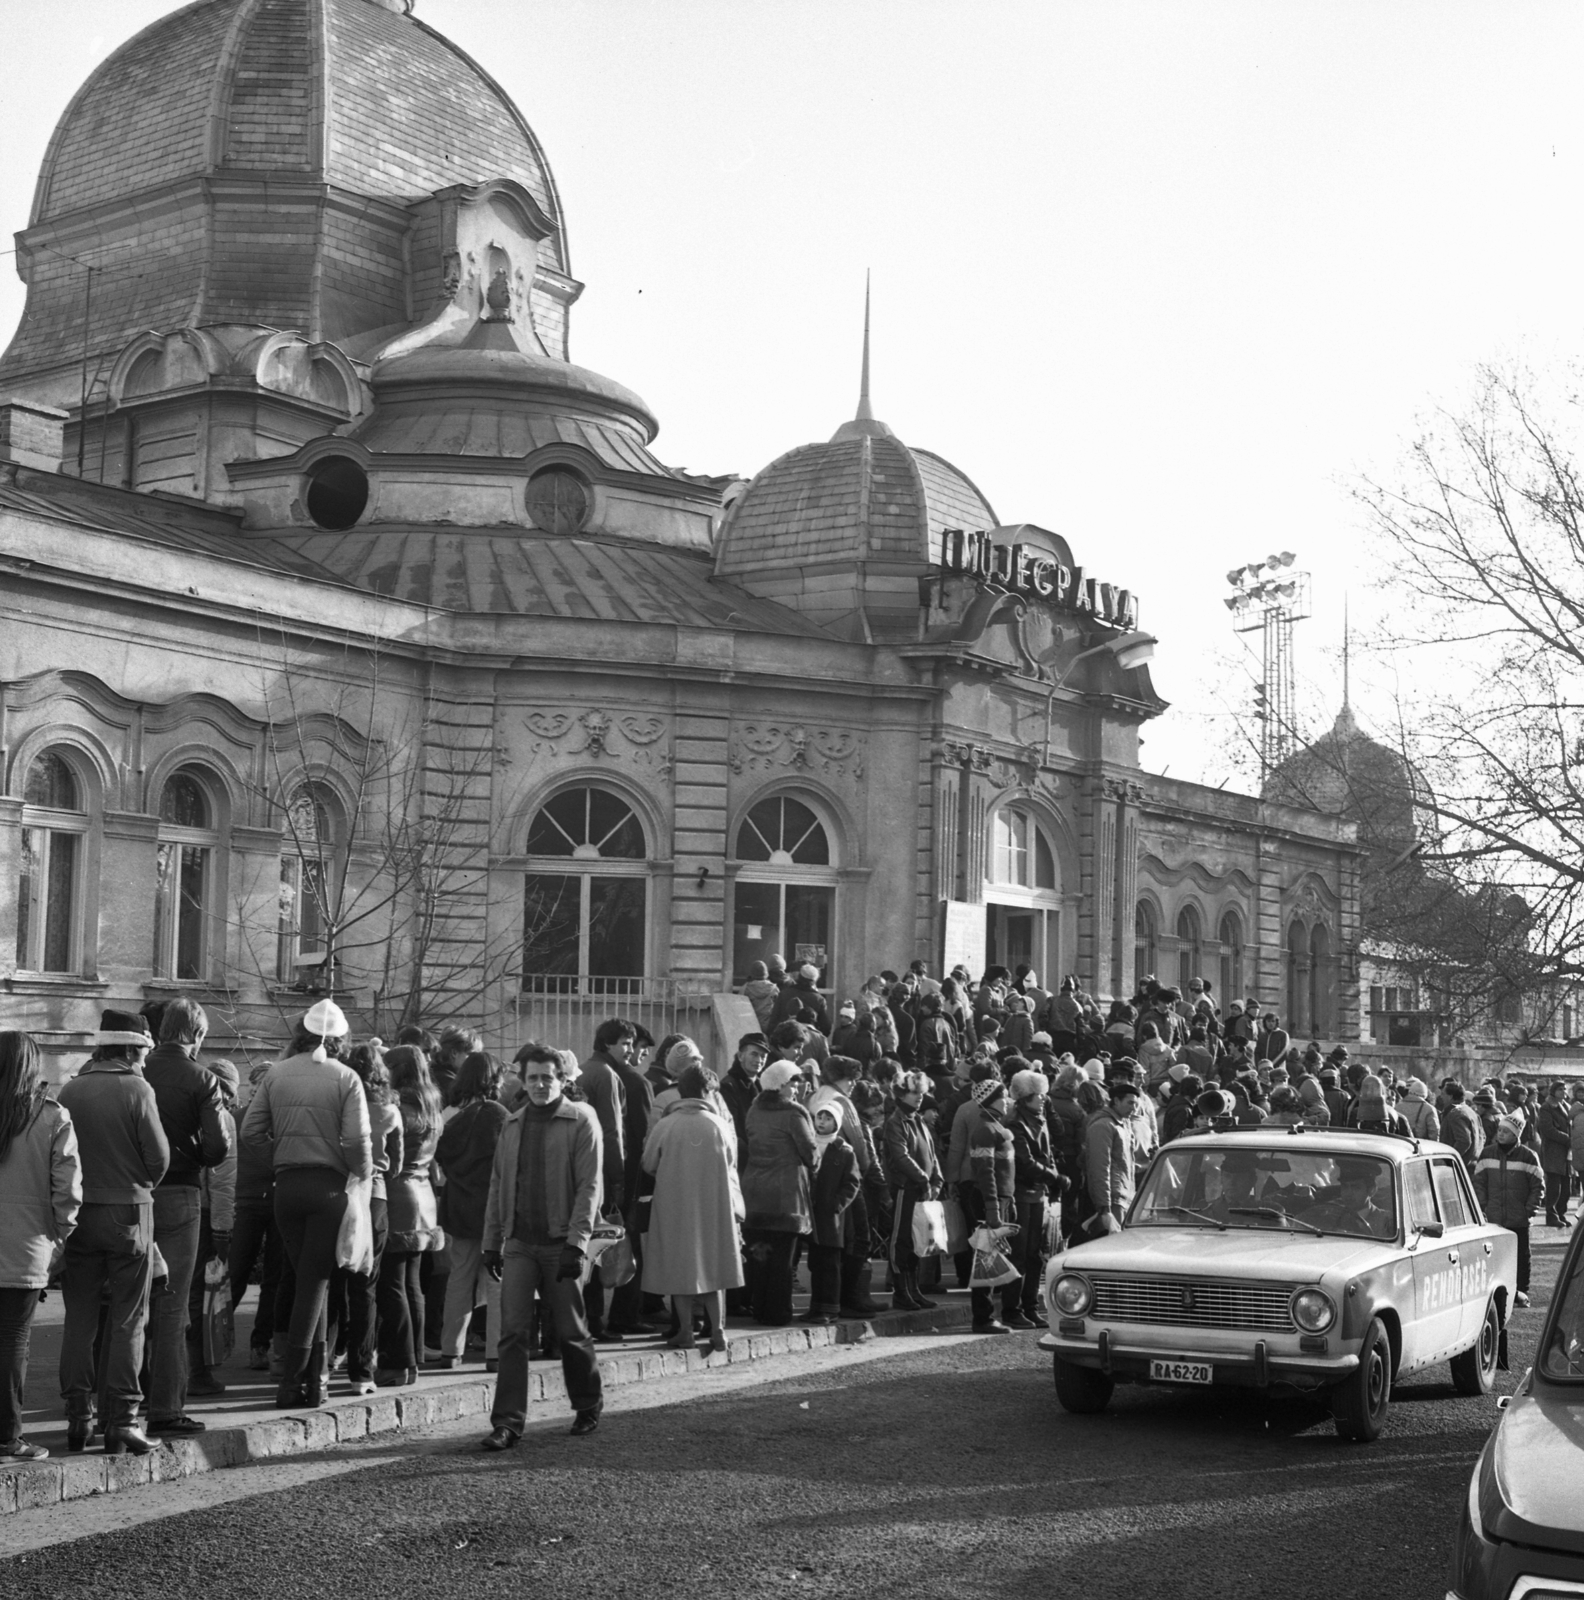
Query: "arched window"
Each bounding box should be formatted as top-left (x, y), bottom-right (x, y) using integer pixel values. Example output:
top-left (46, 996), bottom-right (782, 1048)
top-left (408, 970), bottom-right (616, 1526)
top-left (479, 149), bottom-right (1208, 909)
top-left (523, 785), bottom-right (647, 993)
top-left (1309, 923), bottom-right (1333, 1037)
top-left (16, 749), bottom-right (87, 974)
top-left (1134, 901), bottom-right (1159, 985)
top-left (1218, 911), bottom-right (1244, 1006)
top-left (278, 784), bottom-right (339, 984)
top-left (156, 767), bottom-right (220, 981)
top-left (1286, 920), bottom-right (1310, 1035)
top-left (1176, 905), bottom-right (1202, 994)
top-left (984, 805), bottom-right (1061, 985)
top-left (733, 794), bottom-right (837, 987)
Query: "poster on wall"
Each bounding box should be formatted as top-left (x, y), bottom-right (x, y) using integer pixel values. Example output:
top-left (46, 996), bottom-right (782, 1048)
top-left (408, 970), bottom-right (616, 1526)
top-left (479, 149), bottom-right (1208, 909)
top-left (940, 899), bottom-right (986, 981)
top-left (794, 943), bottom-right (827, 967)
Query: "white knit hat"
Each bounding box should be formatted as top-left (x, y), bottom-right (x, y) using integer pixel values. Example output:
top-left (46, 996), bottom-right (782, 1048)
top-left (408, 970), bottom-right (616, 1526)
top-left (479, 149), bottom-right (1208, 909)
top-left (761, 1059), bottom-right (801, 1092)
top-left (302, 999), bottom-right (349, 1039)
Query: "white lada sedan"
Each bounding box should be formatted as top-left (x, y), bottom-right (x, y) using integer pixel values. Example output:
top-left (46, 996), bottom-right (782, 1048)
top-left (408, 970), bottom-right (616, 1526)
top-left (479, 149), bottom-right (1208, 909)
top-left (1039, 1128), bottom-right (1518, 1441)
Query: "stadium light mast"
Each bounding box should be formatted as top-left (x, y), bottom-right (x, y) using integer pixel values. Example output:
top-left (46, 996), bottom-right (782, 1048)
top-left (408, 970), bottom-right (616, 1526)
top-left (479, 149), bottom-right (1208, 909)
top-left (1223, 552), bottom-right (1311, 787)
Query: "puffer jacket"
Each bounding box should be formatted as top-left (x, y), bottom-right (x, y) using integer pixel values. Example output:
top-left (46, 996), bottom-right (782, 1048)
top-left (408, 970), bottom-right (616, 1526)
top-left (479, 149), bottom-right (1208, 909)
top-left (1085, 1109), bottom-right (1135, 1225)
top-left (0, 1100), bottom-right (81, 1287)
top-left (1473, 1139), bottom-right (1543, 1229)
top-left (241, 1052), bottom-right (372, 1179)
top-left (964, 1104), bottom-right (1016, 1228)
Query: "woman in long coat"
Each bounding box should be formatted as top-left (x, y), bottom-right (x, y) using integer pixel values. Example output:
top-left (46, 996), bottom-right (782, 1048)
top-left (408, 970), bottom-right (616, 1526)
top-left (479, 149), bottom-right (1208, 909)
top-left (740, 1060), bottom-right (816, 1327)
top-left (641, 1064), bottom-right (743, 1352)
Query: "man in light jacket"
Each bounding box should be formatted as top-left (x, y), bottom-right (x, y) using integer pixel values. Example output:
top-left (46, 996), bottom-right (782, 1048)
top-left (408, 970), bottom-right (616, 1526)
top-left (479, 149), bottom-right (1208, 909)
top-left (479, 1044), bottom-right (604, 1449)
top-left (1085, 1078), bottom-right (1138, 1234)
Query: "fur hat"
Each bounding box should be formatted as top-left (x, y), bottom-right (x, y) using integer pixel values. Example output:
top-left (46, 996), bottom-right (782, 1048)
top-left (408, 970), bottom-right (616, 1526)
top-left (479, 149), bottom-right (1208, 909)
top-left (798, 963), bottom-right (820, 982)
top-left (1009, 1068), bottom-right (1049, 1101)
top-left (95, 1008), bottom-right (153, 1047)
top-left (760, 1060), bottom-right (800, 1092)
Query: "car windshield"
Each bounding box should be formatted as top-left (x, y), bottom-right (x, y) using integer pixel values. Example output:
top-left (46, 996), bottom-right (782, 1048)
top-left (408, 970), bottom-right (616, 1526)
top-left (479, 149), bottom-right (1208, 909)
top-left (1132, 1147), bottom-right (1398, 1241)
top-left (1540, 1246), bottom-right (1584, 1383)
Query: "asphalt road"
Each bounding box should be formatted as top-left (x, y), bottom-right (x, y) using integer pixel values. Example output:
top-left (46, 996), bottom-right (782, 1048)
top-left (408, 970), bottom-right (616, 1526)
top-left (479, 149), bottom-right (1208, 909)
top-left (0, 1244), bottom-right (1566, 1600)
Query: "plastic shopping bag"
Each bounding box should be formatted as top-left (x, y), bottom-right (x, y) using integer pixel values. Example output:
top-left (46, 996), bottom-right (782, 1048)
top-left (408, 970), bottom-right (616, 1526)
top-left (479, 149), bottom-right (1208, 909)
top-left (335, 1175), bottom-right (374, 1276)
top-left (597, 1233), bottom-right (636, 1288)
top-left (585, 1219), bottom-right (627, 1286)
top-left (968, 1224), bottom-right (1021, 1289)
top-left (201, 1256), bottom-right (233, 1368)
top-left (910, 1198), bottom-right (949, 1259)
top-left (941, 1195), bottom-right (970, 1256)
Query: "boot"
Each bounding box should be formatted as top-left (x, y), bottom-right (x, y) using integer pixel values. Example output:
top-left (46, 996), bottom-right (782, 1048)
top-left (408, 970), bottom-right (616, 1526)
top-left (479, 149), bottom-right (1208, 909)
top-left (891, 1272), bottom-right (914, 1312)
top-left (303, 1341), bottom-right (326, 1407)
top-left (276, 1345), bottom-right (312, 1410)
top-left (904, 1269), bottom-right (936, 1310)
top-left (269, 1331), bottom-right (288, 1379)
top-left (66, 1412), bottom-right (94, 1453)
top-left (839, 1260), bottom-right (883, 1317)
top-left (104, 1422), bottom-right (152, 1456)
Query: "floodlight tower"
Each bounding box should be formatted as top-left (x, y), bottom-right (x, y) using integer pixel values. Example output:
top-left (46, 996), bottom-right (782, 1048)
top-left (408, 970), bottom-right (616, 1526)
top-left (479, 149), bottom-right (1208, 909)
top-left (1224, 552), bottom-right (1311, 786)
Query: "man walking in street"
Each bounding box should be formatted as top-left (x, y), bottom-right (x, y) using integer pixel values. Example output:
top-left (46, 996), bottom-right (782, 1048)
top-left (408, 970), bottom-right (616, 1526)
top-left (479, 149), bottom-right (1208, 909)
top-left (1474, 1114), bottom-right (1543, 1308)
top-left (142, 997), bottom-right (230, 1437)
top-left (1539, 1079), bottom-right (1573, 1228)
top-left (479, 1045), bottom-right (604, 1449)
top-left (57, 1010), bottom-right (171, 1455)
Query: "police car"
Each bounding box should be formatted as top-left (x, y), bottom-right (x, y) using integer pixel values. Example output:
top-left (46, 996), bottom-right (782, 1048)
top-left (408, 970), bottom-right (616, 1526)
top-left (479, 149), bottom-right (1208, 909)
top-left (1448, 1213), bottom-right (1584, 1598)
top-left (1039, 1127), bottom-right (1519, 1441)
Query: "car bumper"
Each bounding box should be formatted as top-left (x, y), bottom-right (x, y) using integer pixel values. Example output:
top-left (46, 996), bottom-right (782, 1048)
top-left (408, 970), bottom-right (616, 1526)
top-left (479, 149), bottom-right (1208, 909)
top-left (1037, 1328), bottom-right (1359, 1387)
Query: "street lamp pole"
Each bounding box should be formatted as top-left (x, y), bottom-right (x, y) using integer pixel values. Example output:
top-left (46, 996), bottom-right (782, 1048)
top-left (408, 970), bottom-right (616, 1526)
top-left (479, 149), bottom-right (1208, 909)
top-left (1042, 630), bottom-right (1157, 766)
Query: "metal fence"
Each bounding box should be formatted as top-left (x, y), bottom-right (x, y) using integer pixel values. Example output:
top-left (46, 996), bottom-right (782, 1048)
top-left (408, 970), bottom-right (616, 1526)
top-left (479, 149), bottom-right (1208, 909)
top-left (493, 974), bottom-right (717, 1058)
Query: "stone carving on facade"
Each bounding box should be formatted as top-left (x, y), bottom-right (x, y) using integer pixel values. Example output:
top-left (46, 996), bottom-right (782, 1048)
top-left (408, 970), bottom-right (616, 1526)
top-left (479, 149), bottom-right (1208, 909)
top-left (483, 267), bottom-right (514, 322)
top-left (441, 252), bottom-right (462, 302)
top-left (1099, 776), bottom-right (1147, 804)
top-left (521, 709), bottom-right (673, 780)
top-left (1291, 876), bottom-right (1334, 930)
top-left (730, 724), bottom-right (863, 782)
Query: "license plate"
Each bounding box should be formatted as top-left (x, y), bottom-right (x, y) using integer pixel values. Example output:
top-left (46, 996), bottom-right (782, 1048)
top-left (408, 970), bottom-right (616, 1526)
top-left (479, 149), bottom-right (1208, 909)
top-left (1149, 1359), bottom-right (1212, 1385)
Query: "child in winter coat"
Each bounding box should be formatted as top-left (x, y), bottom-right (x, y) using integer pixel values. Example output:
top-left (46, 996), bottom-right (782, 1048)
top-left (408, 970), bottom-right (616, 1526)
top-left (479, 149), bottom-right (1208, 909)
top-left (804, 1098), bottom-right (860, 1325)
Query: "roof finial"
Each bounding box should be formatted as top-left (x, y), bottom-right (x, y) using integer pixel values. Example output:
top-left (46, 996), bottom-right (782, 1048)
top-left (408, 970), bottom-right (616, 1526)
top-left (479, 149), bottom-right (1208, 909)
top-left (855, 269), bottom-right (874, 423)
top-left (1342, 593), bottom-right (1351, 712)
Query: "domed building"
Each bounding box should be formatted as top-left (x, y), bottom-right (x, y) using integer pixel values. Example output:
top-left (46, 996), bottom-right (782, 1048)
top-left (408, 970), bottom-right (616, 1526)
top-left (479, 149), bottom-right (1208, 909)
top-left (0, 0), bottom-right (1360, 1069)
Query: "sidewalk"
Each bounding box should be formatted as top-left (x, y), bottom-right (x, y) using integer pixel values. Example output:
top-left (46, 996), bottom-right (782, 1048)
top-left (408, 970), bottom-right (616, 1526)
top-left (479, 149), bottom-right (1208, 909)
top-left (2, 1276), bottom-right (978, 1515)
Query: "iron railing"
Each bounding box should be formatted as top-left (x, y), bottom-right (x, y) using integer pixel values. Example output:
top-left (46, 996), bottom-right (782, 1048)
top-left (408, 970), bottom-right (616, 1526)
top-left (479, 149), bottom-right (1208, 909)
top-left (501, 973), bottom-right (716, 1059)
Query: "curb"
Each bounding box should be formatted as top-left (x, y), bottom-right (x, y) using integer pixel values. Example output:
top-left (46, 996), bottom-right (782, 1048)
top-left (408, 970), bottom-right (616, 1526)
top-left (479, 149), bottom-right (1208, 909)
top-left (0, 1299), bottom-right (975, 1516)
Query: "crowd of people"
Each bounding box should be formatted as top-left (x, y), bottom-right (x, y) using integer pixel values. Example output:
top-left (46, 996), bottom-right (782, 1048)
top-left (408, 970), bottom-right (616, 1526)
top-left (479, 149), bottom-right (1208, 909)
top-left (0, 957), bottom-right (1581, 1461)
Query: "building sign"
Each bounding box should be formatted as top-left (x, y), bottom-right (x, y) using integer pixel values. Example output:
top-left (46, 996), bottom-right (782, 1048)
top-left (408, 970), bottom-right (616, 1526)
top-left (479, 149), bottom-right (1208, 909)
top-left (941, 529), bottom-right (1139, 631)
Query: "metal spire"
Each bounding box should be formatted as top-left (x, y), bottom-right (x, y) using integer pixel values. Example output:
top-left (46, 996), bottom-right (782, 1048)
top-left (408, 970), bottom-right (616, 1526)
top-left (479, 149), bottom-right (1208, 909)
top-left (1342, 594), bottom-right (1351, 711)
top-left (855, 269), bottom-right (873, 422)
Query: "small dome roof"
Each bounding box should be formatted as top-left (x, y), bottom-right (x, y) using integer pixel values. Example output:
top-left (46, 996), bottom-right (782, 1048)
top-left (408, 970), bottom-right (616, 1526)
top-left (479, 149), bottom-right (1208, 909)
top-left (1265, 704), bottom-right (1423, 850)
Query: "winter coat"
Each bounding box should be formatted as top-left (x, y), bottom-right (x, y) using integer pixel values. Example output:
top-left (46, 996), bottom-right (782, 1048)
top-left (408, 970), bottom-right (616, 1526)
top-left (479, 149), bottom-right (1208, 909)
top-left (368, 1099), bottom-right (403, 1204)
top-left (200, 1106), bottom-right (237, 1233)
top-left (1442, 1102), bottom-right (1482, 1169)
top-left (965, 1106), bottom-right (1017, 1228)
top-left (741, 1093), bottom-right (817, 1233)
top-left (1045, 1088), bottom-right (1087, 1176)
top-left (613, 1060), bottom-right (655, 1202)
top-left (143, 1042), bottom-right (231, 1189)
top-left (481, 1096), bottom-right (604, 1254)
top-left (436, 1099), bottom-right (510, 1240)
top-left (770, 978), bottom-right (830, 1036)
top-left (1086, 1110), bottom-right (1135, 1224)
top-left (0, 1100), bottom-right (81, 1287)
top-left (1138, 1038), bottom-right (1176, 1085)
top-left (882, 1106), bottom-right (938, 1195)
top-left (809, 1135), bottom-right (863, 1251)
top-left (718, 1062), bottom-right (758, 1158)
top-left (1572, 1102), bottom-right (1584, 1169)
top-left (387, 1107), bottom-right (442, 1252)
top-left (742, 978), bottom-right (782, 1032)
top-left (943, 1095), bottom-right (979, 1186)
top-left (1161, 1095), bottom-right (1197, 1144)
top-left (1009, 1108), bottom-right (1063, 1202)
top-left (59, 1060), bottom-right (169, 1204)
top-left (1399, 1082), bottom-right (1441, 1142)
top-left (1473, 1139), bottom-right (1543, 1229)
top-left (641, 1100), bottom-right (745, 1294)
top-left (916, 1014), bottom-right (958, 1075)
top-left (1538, 1096), bottom-right (1573, 1176)
top-left (1323, 1086), bottom-right (1353, 1127)
top-left (1000, 1012), bottom-right (1035, 1058)
top-left (241, 1052), bottom-right (372, 1180)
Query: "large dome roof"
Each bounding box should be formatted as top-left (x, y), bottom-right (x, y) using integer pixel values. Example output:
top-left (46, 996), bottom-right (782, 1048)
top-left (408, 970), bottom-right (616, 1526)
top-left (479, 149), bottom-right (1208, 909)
top-left (1, 0), bottom-right (573, 400)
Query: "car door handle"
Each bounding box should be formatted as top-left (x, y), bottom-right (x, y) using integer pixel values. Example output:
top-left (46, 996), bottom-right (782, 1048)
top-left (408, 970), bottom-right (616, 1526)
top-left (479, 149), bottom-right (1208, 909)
top-left (1447, 1250), bottom-right (1459, 1263)
top-left (1482, 1242), bottom-right (1492, 1255)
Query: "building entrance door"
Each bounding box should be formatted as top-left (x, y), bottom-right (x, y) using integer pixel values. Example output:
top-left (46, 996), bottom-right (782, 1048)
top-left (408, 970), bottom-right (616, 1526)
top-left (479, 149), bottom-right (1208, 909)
top-left (985, 903), bottom-right (1050, 981)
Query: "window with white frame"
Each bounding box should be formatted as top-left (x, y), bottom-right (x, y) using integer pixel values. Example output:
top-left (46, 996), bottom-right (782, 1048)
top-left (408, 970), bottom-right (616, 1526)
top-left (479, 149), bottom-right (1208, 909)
top-left (278, 784), bottom-right (337, 983)
top-left (522, 785), bottom-right (648, 994)
top-left (15, 750), bottom-right (88, 974)
top-left (733, 794), bottom-right (837, 988)
top-left (155, 768), bottom-right (219, 981)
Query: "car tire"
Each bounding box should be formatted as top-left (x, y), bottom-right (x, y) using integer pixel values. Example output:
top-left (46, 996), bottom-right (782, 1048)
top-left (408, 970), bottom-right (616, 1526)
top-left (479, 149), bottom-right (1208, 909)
top-left (1332, 1316), bottom-right (1392, 1442)
top-left (1053, 1357), bottom-right (1114, 1414)
top-left (1450, 1296), bottom-right (1500, 1397)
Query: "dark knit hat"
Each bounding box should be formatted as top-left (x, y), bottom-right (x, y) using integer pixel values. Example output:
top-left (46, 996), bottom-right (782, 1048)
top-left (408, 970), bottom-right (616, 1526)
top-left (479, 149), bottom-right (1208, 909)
top-left (96, 1008), bottom-right (152, 1046)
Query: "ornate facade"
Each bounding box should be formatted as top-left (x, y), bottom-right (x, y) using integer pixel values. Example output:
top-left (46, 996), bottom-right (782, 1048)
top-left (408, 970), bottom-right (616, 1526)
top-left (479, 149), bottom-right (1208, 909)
top-left (0, 0), bottom-right (1360, 1073)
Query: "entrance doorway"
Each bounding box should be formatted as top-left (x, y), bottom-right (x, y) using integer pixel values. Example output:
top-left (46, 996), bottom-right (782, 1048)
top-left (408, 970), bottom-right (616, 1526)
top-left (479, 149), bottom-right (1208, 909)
top-left (985, 902), bottom-right (1057, 986)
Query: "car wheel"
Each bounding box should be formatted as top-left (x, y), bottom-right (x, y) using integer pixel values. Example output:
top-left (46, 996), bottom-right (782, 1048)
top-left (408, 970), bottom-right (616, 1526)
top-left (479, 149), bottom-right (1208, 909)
top-left (1450, 1296), bottom-right (1500, 1397)
top-left (1053, 1357), bottom-right (1114, 1414)
top-left (1332, 1316), bottom-right (1391, 1442)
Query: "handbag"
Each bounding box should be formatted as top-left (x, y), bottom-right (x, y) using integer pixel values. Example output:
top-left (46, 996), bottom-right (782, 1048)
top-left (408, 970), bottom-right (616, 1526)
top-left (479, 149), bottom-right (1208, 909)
top-left (968, 1224), bottom-right (1021, 1288)
top-left (335, 1175), bottom-right (374, 1276)
top-left (941, 1195), bottom-right (970, 1256)
top-left (910, 1198), bottom-right (949, 1258)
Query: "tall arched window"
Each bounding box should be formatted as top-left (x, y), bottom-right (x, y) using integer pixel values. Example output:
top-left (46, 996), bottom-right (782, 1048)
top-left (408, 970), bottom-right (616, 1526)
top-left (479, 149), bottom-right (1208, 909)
top-left (1309, 923), bottom-right (1333, 1037)
top-left (1218, 910), bottom-right (1244, 1005)
top-left (1176, 905), bottom-right (1202, 994)
top-left (1135, 901), bottom-right (1159, 985)
top-left (522, 785), bottom-right (648, 994)
top-left (1286, 920), bottom-right (1310, 1035)
top-left (985, 805), bottom-right (1061, 987)
top-left (156, 767), bottom-right (220, 981)
top-left (733, 794), bottom-right (836, 987)
top-left (278, 784), bottom-right (339, 984)
top-left (16, 749), bottom-right (88, 974)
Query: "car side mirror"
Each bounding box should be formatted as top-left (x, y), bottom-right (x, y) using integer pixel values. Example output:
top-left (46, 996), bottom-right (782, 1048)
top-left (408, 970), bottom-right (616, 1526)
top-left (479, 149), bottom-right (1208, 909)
top-left (1418, 1220), bottom-right (1444, 1238)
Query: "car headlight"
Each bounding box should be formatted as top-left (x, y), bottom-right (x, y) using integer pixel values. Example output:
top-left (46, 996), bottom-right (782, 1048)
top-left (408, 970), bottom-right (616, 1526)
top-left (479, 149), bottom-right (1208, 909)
top-left (1052, 1274), bottom-right (1093, 1316)
top-left (1292, 1288), bottom-right (1336, 1334)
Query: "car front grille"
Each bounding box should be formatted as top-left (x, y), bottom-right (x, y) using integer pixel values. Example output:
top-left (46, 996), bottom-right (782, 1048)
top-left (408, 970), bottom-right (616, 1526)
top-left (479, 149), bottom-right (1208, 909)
top-left (1087, 1274), bottom-right (1296, 1332)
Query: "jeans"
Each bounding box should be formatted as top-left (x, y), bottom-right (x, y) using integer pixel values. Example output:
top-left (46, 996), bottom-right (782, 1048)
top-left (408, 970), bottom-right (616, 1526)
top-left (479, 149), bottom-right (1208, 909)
top-left (491, 1240), bottom-right (602, 1432)
top-left (149, 1185), bottom-right (202, 1422)
top-left (273, 1167), bottom-right (348, 1352)
top-left (329, 1197), bottom-right (388, 1381)
top-left (0, 1287), bottom-right (40, 1449)
top-left (376, 1250), bottom-right (424, 1372)
top-left (60, 1202), bottom-right (154, 1426)
top-left (745, 1229), bottom-right (799, 1325)
top-left (229, 1198), bottom-right (282, 1350)
top-left (1013, 1196), bottom-right (1047, 1314)
top-left (1545, 1168), bottom-right (1570, 1223)
top-left (440, 1236), bottom-right (500, 1360)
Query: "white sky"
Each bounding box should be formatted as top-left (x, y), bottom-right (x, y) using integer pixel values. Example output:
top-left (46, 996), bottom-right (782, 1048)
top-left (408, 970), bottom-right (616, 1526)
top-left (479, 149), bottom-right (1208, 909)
top-left (4, 1), bottom-right (1583, 789)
